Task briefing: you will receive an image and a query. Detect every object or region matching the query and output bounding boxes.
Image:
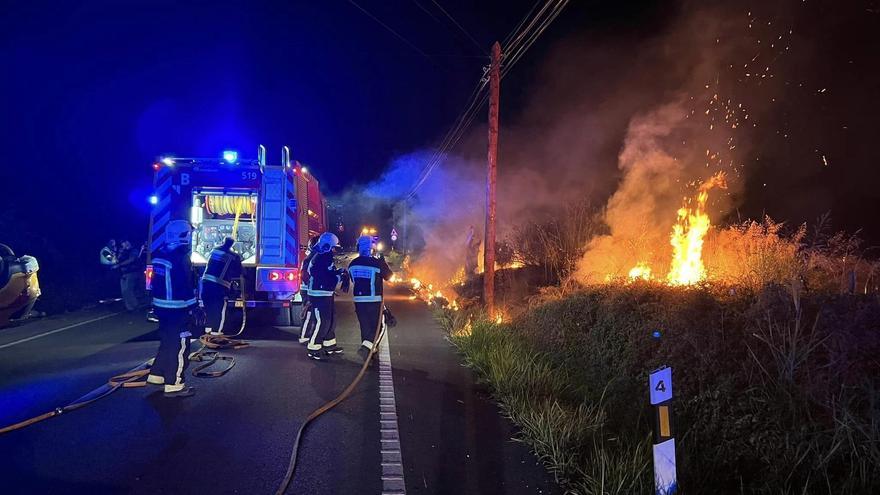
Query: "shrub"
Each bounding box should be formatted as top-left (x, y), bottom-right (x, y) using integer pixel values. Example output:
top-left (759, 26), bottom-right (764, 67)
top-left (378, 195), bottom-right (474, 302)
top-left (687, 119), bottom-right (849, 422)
top-left (446, 283), bottom-right (880, 494)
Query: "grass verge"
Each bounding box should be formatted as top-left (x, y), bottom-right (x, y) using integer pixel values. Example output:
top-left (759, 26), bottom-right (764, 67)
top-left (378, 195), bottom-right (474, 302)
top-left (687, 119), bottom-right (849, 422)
top-left (440, 283), bottom-right (880, 494)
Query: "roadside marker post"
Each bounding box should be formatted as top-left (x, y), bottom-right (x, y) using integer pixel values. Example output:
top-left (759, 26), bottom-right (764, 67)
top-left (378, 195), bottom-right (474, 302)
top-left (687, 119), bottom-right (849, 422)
top-left (649, 366), bottom-right (677, 495)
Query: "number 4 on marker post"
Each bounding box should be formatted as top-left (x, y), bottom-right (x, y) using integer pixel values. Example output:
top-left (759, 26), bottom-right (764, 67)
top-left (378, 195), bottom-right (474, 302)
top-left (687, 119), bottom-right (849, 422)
top-left (649, 366), bottom-right (672, 405)
top-left (649, 366), bottom-right (677, 494)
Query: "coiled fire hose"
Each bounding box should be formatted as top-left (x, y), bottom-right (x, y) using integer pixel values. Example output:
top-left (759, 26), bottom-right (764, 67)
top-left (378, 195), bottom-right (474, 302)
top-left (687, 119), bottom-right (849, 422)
top-left (190, 277), bottom-right (249, 378)
top-left (274, 295), bottom-right (387, 495)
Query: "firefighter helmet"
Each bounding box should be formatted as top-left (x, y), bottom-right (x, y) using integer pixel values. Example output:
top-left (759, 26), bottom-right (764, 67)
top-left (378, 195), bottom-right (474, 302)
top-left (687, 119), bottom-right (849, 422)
top-left (165, 220), bottom-right (192, 246)
top-left (357, 235), bottom-right (375, 256)
top-left (316, 232), bottom-right (340, 253)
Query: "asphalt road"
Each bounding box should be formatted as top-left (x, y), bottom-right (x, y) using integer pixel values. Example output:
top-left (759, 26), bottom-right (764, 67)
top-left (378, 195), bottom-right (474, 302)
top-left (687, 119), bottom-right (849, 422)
top-left (0, 289), bottom-right (558, 494)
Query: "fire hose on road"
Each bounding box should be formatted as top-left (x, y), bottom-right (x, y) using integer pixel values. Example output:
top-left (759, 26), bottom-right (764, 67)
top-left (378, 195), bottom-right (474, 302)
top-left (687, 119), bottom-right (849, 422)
top-left (0, 300), bottom-right (248, 435)
top-left (0, 361), bottom-right (152, 435)
top-left (274, 295), bottom-right (388, 495)
top-left (189, 298), bottom-right (249, 378)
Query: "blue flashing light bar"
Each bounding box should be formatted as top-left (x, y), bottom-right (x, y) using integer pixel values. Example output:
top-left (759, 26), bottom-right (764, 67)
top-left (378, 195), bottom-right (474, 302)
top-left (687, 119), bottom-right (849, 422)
top-left (223, 150), bottom-right (238, 163)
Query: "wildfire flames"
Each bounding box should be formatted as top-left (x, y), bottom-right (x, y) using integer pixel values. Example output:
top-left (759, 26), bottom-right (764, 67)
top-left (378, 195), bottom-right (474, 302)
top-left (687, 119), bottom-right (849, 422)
top-left (625, 173), bottom-right (727, 285)
top-left (666, 173), bottom-right (727, 284)
top-left (628, 262), bottom-right (652, 281)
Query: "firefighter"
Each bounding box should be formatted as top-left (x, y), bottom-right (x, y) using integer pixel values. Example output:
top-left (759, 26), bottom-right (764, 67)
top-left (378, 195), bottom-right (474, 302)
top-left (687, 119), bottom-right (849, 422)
top-left (146, 220), bottom-right (198, 397)
top-left (348, 235), bottom-right (393, 350)
top-left (298, 235), bottom-right (320, 345)
top-left (199, 237), bottom-right (242, 336)
top-left (306, 232), bottom-right (348, 361)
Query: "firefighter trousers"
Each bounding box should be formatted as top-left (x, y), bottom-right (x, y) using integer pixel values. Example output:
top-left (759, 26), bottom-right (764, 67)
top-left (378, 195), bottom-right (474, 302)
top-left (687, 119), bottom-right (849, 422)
top-left (299, 293), bottom-right (316, 342)
top-left (151, 307), bottom-right (192, 388)
top-left (307, 295), bottom-right (336, 351)
top-left (354, 301), bottom-right (385, 346)
top-left (201, 281), bottom-right (228, 335)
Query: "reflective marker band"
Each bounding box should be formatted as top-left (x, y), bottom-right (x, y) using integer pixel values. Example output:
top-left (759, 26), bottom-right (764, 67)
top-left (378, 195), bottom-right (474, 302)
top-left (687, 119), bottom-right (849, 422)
top-left (353, 296), bottom-right (382, 302)
top-left (202, 273), bottom-right (231, 288)
top-left (153, 298), bottom-right (197, 309)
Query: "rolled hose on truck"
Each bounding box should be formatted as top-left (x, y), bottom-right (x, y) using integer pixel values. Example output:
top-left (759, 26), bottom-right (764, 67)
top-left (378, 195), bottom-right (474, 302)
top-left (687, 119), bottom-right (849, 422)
top-left (274, 295), bottom-right (388, 495)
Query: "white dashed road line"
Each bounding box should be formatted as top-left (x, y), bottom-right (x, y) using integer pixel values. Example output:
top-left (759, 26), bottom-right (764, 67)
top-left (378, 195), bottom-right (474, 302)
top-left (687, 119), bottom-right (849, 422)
top-left (378, 331), bottom-right (407, 495)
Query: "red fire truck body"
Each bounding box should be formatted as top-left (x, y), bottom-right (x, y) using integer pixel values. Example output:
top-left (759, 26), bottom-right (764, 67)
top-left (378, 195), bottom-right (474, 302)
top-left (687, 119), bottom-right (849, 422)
top-left (145, 147), bottom-right (325, 325)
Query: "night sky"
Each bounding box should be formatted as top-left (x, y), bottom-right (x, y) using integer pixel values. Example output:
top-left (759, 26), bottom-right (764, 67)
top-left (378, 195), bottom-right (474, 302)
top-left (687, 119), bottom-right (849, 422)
top-left (1, 0), bottom-right (878, 310)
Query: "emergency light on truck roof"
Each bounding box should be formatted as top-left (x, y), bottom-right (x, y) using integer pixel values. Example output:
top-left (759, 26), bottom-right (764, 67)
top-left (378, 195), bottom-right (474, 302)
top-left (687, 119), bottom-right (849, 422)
top-left (161, 157), bottom-right (175, 166)
top-left (223, 150), bottom-right (238, 163)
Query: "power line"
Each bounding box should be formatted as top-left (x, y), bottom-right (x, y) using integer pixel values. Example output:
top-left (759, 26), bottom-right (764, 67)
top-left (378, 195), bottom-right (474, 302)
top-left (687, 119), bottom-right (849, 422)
top-left (404, 0), bottom-right (570, 200)
top-left (503, 0), bottom-right (570, 78)
top-left (428, 0), bottom-right (488, 55)
top-left (348, 0), bottom-right (432, 60)
top-left (502, 0), bottom-right (542, 47)
top-left (406, 75), bottom-right (489, 199)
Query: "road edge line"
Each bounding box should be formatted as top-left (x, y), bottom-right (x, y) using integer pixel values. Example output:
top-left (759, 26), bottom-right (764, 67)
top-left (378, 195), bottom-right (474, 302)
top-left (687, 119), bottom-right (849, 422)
top-left (378, 331), bottom-right (407, 494)
top-left (0, 312), bottom-right (122, 350)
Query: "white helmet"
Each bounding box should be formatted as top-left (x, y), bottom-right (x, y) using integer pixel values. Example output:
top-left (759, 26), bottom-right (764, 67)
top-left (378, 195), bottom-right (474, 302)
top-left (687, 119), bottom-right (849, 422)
top-left (316, 232), bottom-right (340, 253)
top-left (357, 235), bottom-right (375, 256)
top-left (165, 220), bottom-right (192, 246)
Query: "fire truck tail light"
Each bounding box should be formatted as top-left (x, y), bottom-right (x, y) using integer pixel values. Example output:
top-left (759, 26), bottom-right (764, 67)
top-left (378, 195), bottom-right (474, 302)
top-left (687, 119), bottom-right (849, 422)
top-left (145, 265), bottom-right (154, 291)
top-left (256, 267), bottom-right (299, 291)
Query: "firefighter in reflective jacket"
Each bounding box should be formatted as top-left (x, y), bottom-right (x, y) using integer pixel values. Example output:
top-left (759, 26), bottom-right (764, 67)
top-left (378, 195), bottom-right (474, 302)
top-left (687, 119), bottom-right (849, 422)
top-left (147, 220), bottom-right (197, 397)
top-left (306, 232), bottom-right (349, 361)
top-left (199, 237), bottom-right (242, 336)
top-left (348, 236), bottom-right (393, 350)
top-left (298, 235), bottom-right (320, 345)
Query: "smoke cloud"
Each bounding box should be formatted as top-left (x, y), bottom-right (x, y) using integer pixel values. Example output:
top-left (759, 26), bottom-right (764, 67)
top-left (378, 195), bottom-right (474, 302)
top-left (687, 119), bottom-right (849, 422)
top-left (339, 0), bottom-right (863, 287)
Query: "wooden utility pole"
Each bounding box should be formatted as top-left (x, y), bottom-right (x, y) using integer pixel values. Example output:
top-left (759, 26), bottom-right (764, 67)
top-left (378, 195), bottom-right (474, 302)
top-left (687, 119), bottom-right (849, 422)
top-left (484, 41), bottom-right (501, 319)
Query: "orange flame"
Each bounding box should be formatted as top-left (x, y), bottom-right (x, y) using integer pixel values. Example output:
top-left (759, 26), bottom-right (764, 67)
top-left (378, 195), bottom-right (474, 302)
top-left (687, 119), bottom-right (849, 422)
top-left (666, 173), bottom-right (727, 285)
top-left (628, 262), bottom-right (653, 281)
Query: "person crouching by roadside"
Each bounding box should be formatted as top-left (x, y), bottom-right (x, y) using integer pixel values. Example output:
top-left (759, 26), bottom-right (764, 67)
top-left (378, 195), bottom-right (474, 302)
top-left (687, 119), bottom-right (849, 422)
top-left (348, 235), bottom-right (393, 351)
top-left (305, 232), bottom-right (349, 361)
top-left (0, 244), bottom-right (41, 328)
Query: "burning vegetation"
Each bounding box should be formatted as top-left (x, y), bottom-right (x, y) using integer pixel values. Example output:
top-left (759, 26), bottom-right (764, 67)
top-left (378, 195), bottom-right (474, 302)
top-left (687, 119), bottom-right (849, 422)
top-left (381, 1), bottom-right (880, 494)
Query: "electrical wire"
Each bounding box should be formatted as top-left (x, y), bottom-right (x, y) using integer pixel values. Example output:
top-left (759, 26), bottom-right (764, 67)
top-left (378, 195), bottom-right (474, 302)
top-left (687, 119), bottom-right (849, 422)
top-left (502, 0), bottom-right (570, 78)
top-left (428, 0), bottom-right (487, 55)
top-left (502, 0), bottom-right (542, 47)
top-left (403, 0), bottom-right (570, 199)
top-left (348, 0), bottom-right (432, 60)
top-left (406, 75), bottom-right (489, 199)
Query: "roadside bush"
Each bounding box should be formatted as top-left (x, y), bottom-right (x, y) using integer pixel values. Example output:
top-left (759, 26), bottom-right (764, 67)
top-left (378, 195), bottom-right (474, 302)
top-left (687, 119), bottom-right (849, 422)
top-left (447, 283), bottom-right (880, 494)
top-left (508, 200), bottom-right (606, 283)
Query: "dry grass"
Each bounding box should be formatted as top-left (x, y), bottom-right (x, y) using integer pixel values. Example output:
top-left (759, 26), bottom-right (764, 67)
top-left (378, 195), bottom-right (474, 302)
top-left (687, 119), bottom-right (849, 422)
top-left (444, 283), bottom-right (880, 494)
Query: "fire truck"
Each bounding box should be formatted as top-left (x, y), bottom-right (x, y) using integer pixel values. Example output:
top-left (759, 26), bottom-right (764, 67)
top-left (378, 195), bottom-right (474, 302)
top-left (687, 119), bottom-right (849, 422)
top-left (145, 146), bottom-right (325, 325)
